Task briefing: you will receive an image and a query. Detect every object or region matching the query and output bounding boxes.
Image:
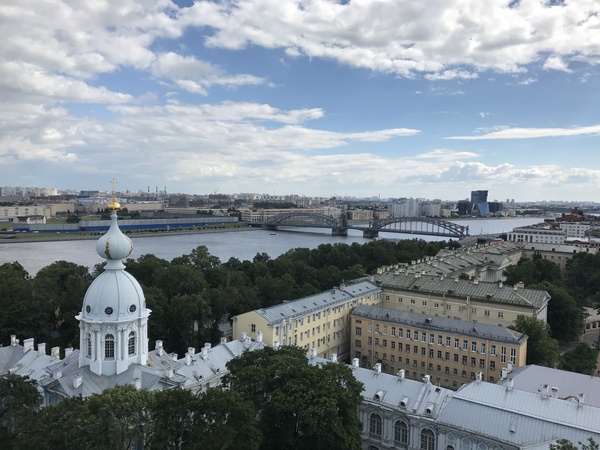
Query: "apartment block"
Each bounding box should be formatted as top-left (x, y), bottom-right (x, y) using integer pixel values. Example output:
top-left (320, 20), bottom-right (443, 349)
top-left (232, 280), bottom-right (381, 361)
top-left (374, 272), bottom-right (549, 327)
top-left (351, 305), bottom-right (527, 389)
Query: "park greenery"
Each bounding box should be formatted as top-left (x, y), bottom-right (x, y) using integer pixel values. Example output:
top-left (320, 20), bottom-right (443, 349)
top-left (1, 347), bottom-right (364, 450)
top-left (0, 238), bottom-right (455, 355)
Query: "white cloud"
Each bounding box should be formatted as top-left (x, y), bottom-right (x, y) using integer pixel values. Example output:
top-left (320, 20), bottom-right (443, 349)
top-left (543, 56), bottom-right (573, 73)
top-left (182, 0), bottom-right (600, 78)
top-left (447, 124), bottom-right (600, 140)
top-left (518, 77), bottom-right (537, 85)
top-left (151, 52), bottom-right (266, 95)
top-left (479, 112), bottom-right (490, 118)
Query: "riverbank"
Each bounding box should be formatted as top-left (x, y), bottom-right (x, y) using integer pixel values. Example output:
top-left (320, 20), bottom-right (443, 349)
top-left (0, 225), bottom-right (252, 244)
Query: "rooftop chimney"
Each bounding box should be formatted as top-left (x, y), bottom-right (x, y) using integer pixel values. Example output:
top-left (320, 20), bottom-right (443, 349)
top-left (506, 378), bottom-right (513, 391)
top-left (65, 347), bottom-right (73, 358)
top-left (398, 369), bottom-right (405, 380)
top-left (578, 393), bottom-right (585, 406)
top-left (23, 338), bottom-right (34, 353)
top-left (73, 375), bottom-right (83, 389)
top-left (166, 368), bottom-right (174, 379)
top-left (155, 340), bottom-right (164, 356)
top-left (220, 337), bottom-right (227, 344)
top-left (133, 377), bottom-right (142, 390)
top-left (37, 343), bottom-right (46, 355)
top-left (240, 332), bottom-right (247, 341)
top-left (311, 348), bottom-right (317, 358)
top-left (51, 346), bottom-right (60, 359)
top-left (352, 358), bottom-right (359, 369)
top-left (10, 335), bottom-right (18, 346)
top-left (374, 363), bottom-right (382, 374)
top-left (550, 387), bottom-right (559, 398)
top-left (423, 374), bottom-right (431, 384)
top-left (331, 353), bottom-right (338, 363)
top-left (185, 352), bottom-right (192, 366)
top-left (475, 371), bottom-right (482, 383)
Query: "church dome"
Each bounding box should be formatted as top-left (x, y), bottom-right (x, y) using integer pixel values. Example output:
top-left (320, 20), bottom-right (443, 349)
top-left (80, 270), bottom-right (147, 322)
top-left (95, 211), bottom-right (133, 264)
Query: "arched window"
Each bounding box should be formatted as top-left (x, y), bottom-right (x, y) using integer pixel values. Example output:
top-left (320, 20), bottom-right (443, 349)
top-left (369, 413), bottom-right (383, 437)
top-left (105, 334), bottom-right (115, 359)
top-left (394, 420), bottom-right (408, 445)
top-left (86, 333), bottom-right (92, 357)
top-left (420, 429), bottom-right (435, 450)
top-left (128, 331), bottom-right (136, 356)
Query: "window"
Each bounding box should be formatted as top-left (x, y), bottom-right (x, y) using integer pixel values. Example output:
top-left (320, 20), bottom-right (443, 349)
top-left (510, 348), bottom-right (516, 364)
top-left (383, 326), bottom-right (388, 335)
top-left (392, 327), bottom-right (396, 337)
top-left (484, 310), bottom-right (490, 317)
top-left (437, 335), bottom-right (443, 345)
top-left (422, 332), bottom-right (427, 342)
top-left (434, 302), bottom-right (439, 308)
top-left (406, 345), bottom-right (411, 353)
top-left (445, 352), bottom-right (450, 360)
top-left (501, 347), bottom-right (507, 363)
top-left (368, 337), bottom-right (372, 345)
top-left (437, 350), bottom-right (442, 359)
top-left (471, 307), bottom-right (477, 315)
top-left (490, 361), bottom-right (496, 370)
top-left (491, 345), bottom-right (497, 356)
top-left (398, 328), bottom-right (404, 338)
top-left (394, 421), bottom-right (408, 445)
top-left (445, 337), bottom-right (451, 347)
top-left (413, 331), bottom-right (419, 340)
top-left (446, 304), bottom-right (452, 310)
top-left (480, 343), bottom-right (486, 354)
top-left (105, 334), bottom-right (115, 359)
top-left (454, 338), bottom-right (459, 349)
top-left (375, 324), bottom-right (380, 333)
top-left (411, 299), bottom-right (416, 304)
top-left (420, 429), bottom-right (435, 450)
top-left (128, 331), bottom-right (136, 356)
top-left (429, 349), bottom-right (434, 358)
top-left (383, 340), bottom-right (388, 348)
top-left (498, 311), bottom-right (504, 318)
top-left (355, 340), bottom-right (362, 348)
top-left (471, 341), bottom-right (477, 352)
top-left (356, 327), bottom-right (362, 335)
top-left (429, 334), bottom-right (435, 344)
top-left (470, 357), bottom-right (476, 366)
top-left (479, 358), bottom-right (485, 368)
top-left (421, 347), bottom-right (426, 356)
top-left (462, 340), bottom-right (468, 350)
top-left (391, 341), bottom-right (396, 349)
top-left (369, 413), bottom-right (383, 437)
top-left (251, 324), bottom-right (256, 332)
top-left (422, 300), bottom-right (427, 306)
top-left (86, 333), bottom-right (92, 357)
top-left (462, 355), bottom-right (467, 365)
top-left (454, 353), bottom-right (459, 362)
top-left (375, 338), bottom-right (379, 346)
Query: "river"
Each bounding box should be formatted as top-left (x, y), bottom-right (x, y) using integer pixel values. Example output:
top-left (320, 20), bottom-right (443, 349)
top-left (0, 217), bottom-right (543, 275)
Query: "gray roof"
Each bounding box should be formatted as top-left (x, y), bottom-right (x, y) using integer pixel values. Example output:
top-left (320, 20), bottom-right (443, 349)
top-left (353, 304), bottom-right (527, 345)
top-left (255, 280), bottom-right (380, 325)
top-left (437, 381), bottom-right (600, 446)
top-left (372, 272), bottom-right (549, 310)
top-left (352, 365), bottom-right (453, 417)
top-left (497, 365), bottom-right (600, 408)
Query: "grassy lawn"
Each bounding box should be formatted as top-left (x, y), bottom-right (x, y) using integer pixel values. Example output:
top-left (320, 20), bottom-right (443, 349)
top-left (0, 222), bottom-right (13, 230)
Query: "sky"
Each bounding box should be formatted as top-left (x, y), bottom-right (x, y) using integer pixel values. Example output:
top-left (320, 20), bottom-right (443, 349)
top-left (1, 0), bottom-right (600, 202)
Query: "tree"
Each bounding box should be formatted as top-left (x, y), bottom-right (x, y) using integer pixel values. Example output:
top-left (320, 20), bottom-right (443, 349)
top-left (529, 281), bottom-right (583, 343)
top-left (85, 385), bottom-right (151, 450)
top-left (145, 389), bottom-right (197, 450)
top-left (551, 438), bottom-right (599, 450)
top-left (191, 388), bottom-right (261, 450)
top-left (510, 315), bottom-right (559, 366)
top-left (559, 343), bottom-right (599, 375)
top-left (224, 346), bottom-right (364, 450)
top-left (0, 374), bottom-right (39, 443)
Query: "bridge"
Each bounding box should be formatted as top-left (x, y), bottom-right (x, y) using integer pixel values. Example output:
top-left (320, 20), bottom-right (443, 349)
top-left (262, 213), bottom-right (469, 239)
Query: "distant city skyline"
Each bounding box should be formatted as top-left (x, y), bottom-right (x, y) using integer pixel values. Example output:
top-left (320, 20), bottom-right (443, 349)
top-left (1, 1), bottom-right (599, 201)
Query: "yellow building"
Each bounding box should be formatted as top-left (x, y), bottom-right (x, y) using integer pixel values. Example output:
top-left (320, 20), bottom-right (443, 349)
top-left (232, 281), bottom-right (381, 361)
top-left (351, 304), bottom-right (527, 390)
top-left (375, 272), bottom-right (549, 327)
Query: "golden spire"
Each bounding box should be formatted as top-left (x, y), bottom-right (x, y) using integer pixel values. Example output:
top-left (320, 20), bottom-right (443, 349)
top-left (108, 178), bottom-right (121, 211)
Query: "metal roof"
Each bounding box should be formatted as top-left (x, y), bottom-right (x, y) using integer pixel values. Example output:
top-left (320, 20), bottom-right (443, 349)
top-left (437, 381), bottom-right (600, 446)
top-left (352, 304), bottom-right (527, 344)
top-left (255, 280), bottom-right (380, 324)
top-left (371, 272), bottom-right (549, 310)
top-left (497, 364), bottom-right (600, 408)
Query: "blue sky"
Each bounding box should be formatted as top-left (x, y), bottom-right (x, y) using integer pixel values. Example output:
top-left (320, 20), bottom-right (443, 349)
top-left (1, 0), bottom-right (599, 201)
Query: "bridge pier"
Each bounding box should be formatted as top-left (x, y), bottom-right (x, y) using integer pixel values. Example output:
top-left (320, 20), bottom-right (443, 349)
top-left (264, 224), bottom-right (278, 231)
top-left (363, 229), bottom-right (379, 239)
top-left (331, 227), bottom-right (348, 236)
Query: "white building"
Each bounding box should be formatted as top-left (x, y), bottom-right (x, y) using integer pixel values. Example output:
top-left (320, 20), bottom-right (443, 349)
top-left (507, 223), bottom-right (566, 244)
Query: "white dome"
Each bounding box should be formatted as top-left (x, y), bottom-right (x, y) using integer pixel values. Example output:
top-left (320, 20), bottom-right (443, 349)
top-left (80, 270), bottom-right (148, 322)
top-left (96, 211), bottom-right (133, 263)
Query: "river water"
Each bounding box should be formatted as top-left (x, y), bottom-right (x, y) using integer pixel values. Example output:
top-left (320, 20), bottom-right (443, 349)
top-left (0, 217), bottom-right (543, 275)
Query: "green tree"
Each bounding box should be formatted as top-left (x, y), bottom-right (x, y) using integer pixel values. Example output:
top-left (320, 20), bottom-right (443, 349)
top-left (0, 374), bottom-right (39, 443)
top-left (224, 346), bottom-right (363, 450)
top-left (559, 343), bottom-right (599, 375)
top-left (529, 281), bottom-right (583, 343)
top-left (550, 438), bottom-right (599, 450)
top-left (146, 389), bottom-right (197, 450)
top-left (85, 385), bottom-right (151, 450)
top-left (510, 315), bottom-right (559, 366)
top-left (192, 388), bottom-right (262, 450)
